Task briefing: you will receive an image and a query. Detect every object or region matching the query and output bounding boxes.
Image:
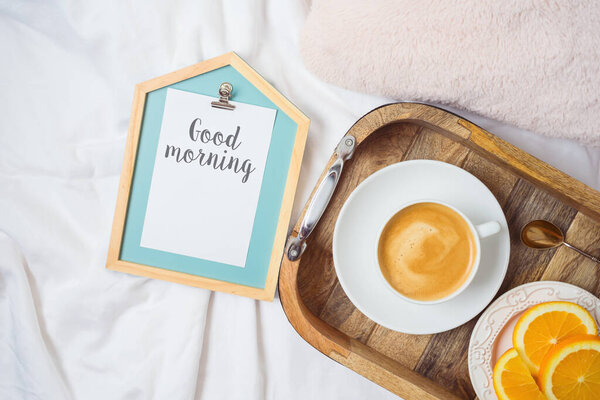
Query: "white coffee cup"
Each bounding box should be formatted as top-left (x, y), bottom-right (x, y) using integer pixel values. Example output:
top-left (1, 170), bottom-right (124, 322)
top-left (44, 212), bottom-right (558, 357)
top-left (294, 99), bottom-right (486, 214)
top-left (375, 199), bottom-right (501, 305)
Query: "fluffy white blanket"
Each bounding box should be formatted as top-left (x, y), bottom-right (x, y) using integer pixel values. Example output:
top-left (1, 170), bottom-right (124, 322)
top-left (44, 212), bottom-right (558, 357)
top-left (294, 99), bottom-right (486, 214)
top-left (300, 0), bottom-right (600, 145)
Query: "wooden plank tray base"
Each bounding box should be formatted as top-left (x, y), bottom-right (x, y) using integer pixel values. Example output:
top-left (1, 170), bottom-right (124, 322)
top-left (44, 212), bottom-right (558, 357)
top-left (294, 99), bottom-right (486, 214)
top-left (279, 103), bottom-right (600, 400)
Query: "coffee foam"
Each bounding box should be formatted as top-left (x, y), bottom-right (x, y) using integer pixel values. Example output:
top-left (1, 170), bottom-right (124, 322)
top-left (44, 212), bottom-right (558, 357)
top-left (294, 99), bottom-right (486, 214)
top-left (377, 202), bottom-right (476, 301)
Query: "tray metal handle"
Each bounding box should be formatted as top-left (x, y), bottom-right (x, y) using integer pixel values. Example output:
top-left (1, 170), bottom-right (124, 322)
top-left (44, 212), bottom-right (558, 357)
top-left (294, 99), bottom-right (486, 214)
top-left (286, 134), bottom-right (356, 261)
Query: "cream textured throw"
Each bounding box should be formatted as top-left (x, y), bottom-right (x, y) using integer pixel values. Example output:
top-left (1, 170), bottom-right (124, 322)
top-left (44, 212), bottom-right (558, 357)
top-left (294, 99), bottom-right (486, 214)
top-left (300, 0), bottom-right (600, 145)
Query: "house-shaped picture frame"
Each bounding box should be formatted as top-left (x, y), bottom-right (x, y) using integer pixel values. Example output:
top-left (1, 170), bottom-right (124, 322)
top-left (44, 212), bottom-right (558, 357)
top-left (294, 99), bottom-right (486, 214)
top-left (106, 52), bottom-right (309, 301)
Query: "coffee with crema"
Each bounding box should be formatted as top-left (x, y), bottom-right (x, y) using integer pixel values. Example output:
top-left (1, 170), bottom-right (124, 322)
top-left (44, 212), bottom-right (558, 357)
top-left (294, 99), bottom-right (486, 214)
top-left (377, 202), bottom-right (477, 301)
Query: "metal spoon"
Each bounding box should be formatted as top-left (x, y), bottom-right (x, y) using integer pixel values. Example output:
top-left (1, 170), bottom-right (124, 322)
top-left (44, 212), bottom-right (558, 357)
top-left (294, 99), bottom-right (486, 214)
top-left (521, 220), bottom-right (600, 263)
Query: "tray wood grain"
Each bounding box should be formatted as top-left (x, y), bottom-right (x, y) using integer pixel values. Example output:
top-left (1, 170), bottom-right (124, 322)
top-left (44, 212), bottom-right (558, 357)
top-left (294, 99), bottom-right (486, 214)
top-left (279, 103), bottom-right (600, 399)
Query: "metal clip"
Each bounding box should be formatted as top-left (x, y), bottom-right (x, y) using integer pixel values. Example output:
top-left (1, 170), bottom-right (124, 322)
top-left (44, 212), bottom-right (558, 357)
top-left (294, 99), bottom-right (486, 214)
top-left (211, 82), bottom-right (235, 110)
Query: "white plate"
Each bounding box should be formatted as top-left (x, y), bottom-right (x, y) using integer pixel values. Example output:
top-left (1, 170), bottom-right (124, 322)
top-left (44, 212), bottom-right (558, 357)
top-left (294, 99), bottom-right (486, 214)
top-left (332, 160), bottom-right (510, 334)
top-left (468, 281), bottom-right (600, 400)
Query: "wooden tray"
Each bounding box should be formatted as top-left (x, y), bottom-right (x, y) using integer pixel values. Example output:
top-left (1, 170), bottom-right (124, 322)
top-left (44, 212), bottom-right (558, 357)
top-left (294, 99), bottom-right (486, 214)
top-left (278, 103), bottom-right (600, 400)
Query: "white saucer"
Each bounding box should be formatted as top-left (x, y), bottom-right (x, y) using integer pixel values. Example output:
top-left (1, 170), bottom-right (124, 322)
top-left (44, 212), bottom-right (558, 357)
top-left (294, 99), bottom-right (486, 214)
top-left (332, 160), bottom-right (510, 334)
top-left (468, 281), bottom-right (600, 400)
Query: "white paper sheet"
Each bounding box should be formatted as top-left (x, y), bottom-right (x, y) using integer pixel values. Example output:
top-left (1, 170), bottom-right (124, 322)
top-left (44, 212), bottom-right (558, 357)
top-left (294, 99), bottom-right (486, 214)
top-left (140, 89), bottom-right (276, 267)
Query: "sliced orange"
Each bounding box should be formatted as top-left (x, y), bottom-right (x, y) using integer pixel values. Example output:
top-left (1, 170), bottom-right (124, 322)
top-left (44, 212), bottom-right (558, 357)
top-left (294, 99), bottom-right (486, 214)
top-left (538, 335), bottom-right (600, 400)
top-left (513, 301), bottom-right (598, 376)
top-left (493, 348), bottom-right (547, 400)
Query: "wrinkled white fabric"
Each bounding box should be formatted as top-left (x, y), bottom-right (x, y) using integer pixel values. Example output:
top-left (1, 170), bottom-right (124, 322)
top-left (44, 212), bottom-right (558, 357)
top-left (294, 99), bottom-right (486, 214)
top-left (0, 1), bottom-right (599, 400)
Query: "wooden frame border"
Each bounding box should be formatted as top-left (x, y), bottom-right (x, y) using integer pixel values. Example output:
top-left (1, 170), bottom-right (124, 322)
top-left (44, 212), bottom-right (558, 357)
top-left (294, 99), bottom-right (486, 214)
top-left (106, 52), bottom-right (309, 301)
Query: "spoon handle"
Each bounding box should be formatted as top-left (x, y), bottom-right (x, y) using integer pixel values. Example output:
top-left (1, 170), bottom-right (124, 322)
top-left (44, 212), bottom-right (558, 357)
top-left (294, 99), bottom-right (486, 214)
top-left (563, 242), bottom-right (600, 263)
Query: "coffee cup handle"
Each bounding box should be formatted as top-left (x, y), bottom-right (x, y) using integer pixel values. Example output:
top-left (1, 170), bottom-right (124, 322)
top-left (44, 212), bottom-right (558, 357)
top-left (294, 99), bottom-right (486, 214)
top-left (475, 221), bottom-right (501, 239)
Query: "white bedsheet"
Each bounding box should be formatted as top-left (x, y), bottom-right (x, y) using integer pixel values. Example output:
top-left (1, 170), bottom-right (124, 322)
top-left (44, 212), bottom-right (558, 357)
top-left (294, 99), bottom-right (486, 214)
top-left (1, 1), bottom-right (598, 399)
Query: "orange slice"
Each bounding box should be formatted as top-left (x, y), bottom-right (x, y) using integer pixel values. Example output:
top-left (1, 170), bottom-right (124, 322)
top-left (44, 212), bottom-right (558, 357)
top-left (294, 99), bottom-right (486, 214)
top-left (493, 348), bottom-right (547, 400)
top-left (538, 335), bottom-right (600, 400)
top-left (513, 301), bottom-right (597, 376)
